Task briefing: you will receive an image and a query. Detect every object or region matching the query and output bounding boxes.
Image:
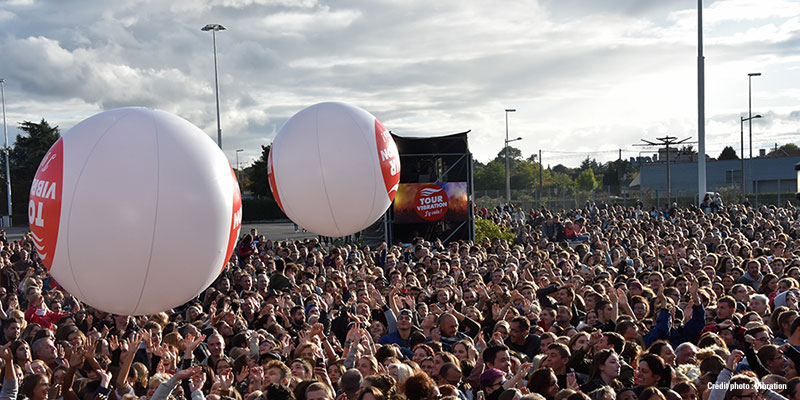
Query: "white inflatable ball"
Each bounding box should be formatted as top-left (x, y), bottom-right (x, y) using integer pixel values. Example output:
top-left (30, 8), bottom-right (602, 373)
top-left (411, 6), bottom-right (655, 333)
top-left (29, 107), bottom-right (242, 315)
top-left (268, 102), bottom-right (400, 237)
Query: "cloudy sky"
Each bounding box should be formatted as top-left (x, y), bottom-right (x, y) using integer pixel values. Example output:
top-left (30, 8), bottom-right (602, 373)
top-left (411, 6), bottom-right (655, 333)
top-left (0, 0), bottom-right (798, 168)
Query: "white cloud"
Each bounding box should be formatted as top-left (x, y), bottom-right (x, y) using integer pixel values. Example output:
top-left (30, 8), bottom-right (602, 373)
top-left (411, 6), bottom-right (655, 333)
top-left (0, 0), bottom-right (797, 168)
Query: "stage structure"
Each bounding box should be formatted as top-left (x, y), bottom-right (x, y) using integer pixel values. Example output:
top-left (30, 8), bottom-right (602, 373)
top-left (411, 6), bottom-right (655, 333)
top-left (363, 131), bottom-right (474, 246)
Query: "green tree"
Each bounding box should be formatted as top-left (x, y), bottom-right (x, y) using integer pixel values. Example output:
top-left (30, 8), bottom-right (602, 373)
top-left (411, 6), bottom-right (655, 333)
top-left (9, 120), bottom-right (60, 219)
top-left (550, 172), bottom-right (575, 192)
top-left (580, 157), bottom-right (600, 172)
top-left (766, 143), bottom-right (800, 157)
top-left (511, 160), bottom-right (536, 190)
top-left (718, 146), bottom-right (739, 160)
top-left (494, 146), bottom-right (522, 162)
top-left (475, 218), bottom-right (515, 245)
top-left (552, 164), bottom-right (572, 176)
top-left (244, 145), bottom-right (273, 198)
top-left (474, 160), bottom-right (505, 190)
top-left (576, 168), bottom-right (598, 192)
top-left (679, 145), bottom-right (697, 155)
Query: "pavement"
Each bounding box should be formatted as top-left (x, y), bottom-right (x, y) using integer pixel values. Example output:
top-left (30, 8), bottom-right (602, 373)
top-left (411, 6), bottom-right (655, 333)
top-left (3, 221), bottom-right (317, 243)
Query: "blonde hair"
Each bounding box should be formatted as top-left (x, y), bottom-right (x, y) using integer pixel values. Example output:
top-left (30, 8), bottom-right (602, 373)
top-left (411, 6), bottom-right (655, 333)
top-left (132, 362), bottom-right (149, 387)
top-left (294, 341), bottom-right (320, 361)
top-left (149, 312), bottom-right (169, 328)
top-left (163, 332), bottom-right (183, 351)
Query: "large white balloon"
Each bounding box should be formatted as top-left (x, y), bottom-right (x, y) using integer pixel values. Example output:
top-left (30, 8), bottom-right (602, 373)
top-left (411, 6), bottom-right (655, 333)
top-left (268, 102), bottom-right (400, 237)
top-left (29, 107), bottom-right (242, 315)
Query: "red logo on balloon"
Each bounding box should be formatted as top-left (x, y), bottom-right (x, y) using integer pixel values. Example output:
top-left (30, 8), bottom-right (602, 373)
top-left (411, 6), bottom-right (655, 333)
top-left (414, 183), bottom-right (448, 221)
top-left (29, 138), bottom-right (63, 271)
top-left (222, 167), bottom-right (242, 273)
top-left (267, 147), bottom-right (284, 212)
top-left (375, 119), bottom-right (400, 201)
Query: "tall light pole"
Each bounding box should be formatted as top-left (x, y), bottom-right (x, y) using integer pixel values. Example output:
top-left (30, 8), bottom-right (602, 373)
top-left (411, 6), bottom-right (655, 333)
top-left (504, 109), bottom-right (517, 204)
top-left (741, 114), bottom-right (761, 202)
top-left (202, 23), bottom-right (226, 149)
top-left (748, 72), bottom-right (761, 192)
top-left (697, 0), bottom-right (707, 206)
top-left (235, 149), bottom-right (244, 179)
top-left (0, 79), bottom-right (10, 226)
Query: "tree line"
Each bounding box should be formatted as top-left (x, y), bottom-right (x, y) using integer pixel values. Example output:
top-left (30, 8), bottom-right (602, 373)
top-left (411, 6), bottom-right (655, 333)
top-left (472, 147), bottom-right (637, 195)
top-left (4, 119), bottom-right (799, 221)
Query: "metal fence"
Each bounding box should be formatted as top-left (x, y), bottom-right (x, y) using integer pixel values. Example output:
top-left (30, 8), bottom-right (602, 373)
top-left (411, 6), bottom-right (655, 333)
top-left (473, 186), bottom-right (799, 211)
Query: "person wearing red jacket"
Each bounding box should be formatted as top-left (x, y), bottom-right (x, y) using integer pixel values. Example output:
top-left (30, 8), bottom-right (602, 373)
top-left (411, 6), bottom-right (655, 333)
top-left (24, 294), bottom-right (68, 331)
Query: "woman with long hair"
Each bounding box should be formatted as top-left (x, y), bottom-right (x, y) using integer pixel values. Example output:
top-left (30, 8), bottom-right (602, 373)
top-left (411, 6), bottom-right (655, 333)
top-left (758, 274), bottom-right (779, 297)
top-left (647, 341), bottom-right (676, 367)
top-left (527, 367), bottom-right (559, 400)
top-left (412, 344), bottom-right (434, 365)
top-left (10, 339), bottom-right (31, 370)
top-left (357, 355), bottom-right (379, 377)
top-left (20, 373), bottom-right (50, 400)
top-left (634, 354), bottom-right (672, 396)
top-left (401, 372), bottom-right (438, 400)
top-left (580, 350), bottom-right (622, 393)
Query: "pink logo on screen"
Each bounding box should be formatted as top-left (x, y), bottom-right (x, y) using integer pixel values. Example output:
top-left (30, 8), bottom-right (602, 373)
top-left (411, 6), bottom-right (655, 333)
top-left (29, 138), bottom-right (64, 271)
top-left (414, 183), bottom-right (448, 222)
top-left (375, 119), bottom-right (400, 201)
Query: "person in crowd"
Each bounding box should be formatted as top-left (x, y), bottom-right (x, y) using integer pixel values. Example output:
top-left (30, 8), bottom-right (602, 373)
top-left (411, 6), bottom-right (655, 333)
top-left (0, 200), bottom-right (798, 400)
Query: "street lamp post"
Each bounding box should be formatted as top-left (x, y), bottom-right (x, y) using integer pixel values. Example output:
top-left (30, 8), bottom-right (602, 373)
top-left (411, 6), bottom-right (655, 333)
top-left (504, 109), bottom-right (517, 204)
top-left (740, 114), bottom-right (762, 202)
top-left (202, 23), bottom-right (227, 149)
top-left (748, 72), bottom-right (761, 193)
top-left (0, 79), bottom-right (10, 226)
top-left (235, 149), bottom-right (244, 179)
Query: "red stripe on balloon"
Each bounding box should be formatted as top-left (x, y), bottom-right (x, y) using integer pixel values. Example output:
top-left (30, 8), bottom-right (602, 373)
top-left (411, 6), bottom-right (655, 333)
top-left (375, 119), bottom-right (400, 201)
top-left (222, 167), bottom-right (242, 273)
top-left (29, 137), bottom-right (64, 271)
top-left (267, 147), bottom-right (284, 211)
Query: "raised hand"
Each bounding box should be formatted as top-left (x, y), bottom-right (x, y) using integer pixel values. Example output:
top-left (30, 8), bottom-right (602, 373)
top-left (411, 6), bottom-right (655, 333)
top-left (143, 331), bottom-right (154, 351)
top-left (689, 280), bottom-right (700, 302)
top-left (490, 331), bottom-right (504, 346)
top-left (97, 369), bottom-right (113, 387)
top-left (567, 372), bottom-right (579, 390)
top-left (491, 304), bottom-right (502, 320)
top-left (683, 300), bottom-right (694, 324)
top-left (175, 365), bottom-right (203, 381)
top-left (310, 323), bottom-right (324, 338)
top-left (616, 288), bottom-right (628, 306)
top-left (108, 335), bottom-right (119, 351)
top-left (183, 333), bottom-right (206, 354)
top-left (123, 332), bottom-right (143, 358)
top-left (588, 330), bottom-right (603, 349)
top-left (69, 347), bottom-right (85, 369)
top-left (85, 336), bottom-right (98, 358)
top-left (154, 342), bottom-right (170, 358)
top-left (369, 288), bottom-right (385, 307)
top-left (727, 350), bottom-right (744, 371)
top-left (298, 328), bottom-right (311, 344)
top-left (236, 365), bottom-right (249, 383)
top-left (190, 369), bottom-right (207, 393)
top-left (249, 366), bottom-right (264, 385)
top-left (656, 286), bottom-right (667, 309)
top-left (475, 332), bottom-right (486, 354)
top-left (218, 370), bottom-right (234, 390)
top-left (1, 344), bottom-right (12, 363)
top-left (608, 287), bottom-right (618, 303)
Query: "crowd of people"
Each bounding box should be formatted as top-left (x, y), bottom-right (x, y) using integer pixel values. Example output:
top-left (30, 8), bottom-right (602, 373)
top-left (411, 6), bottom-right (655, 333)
top-left (1, 199), bottom-right (800, 400)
